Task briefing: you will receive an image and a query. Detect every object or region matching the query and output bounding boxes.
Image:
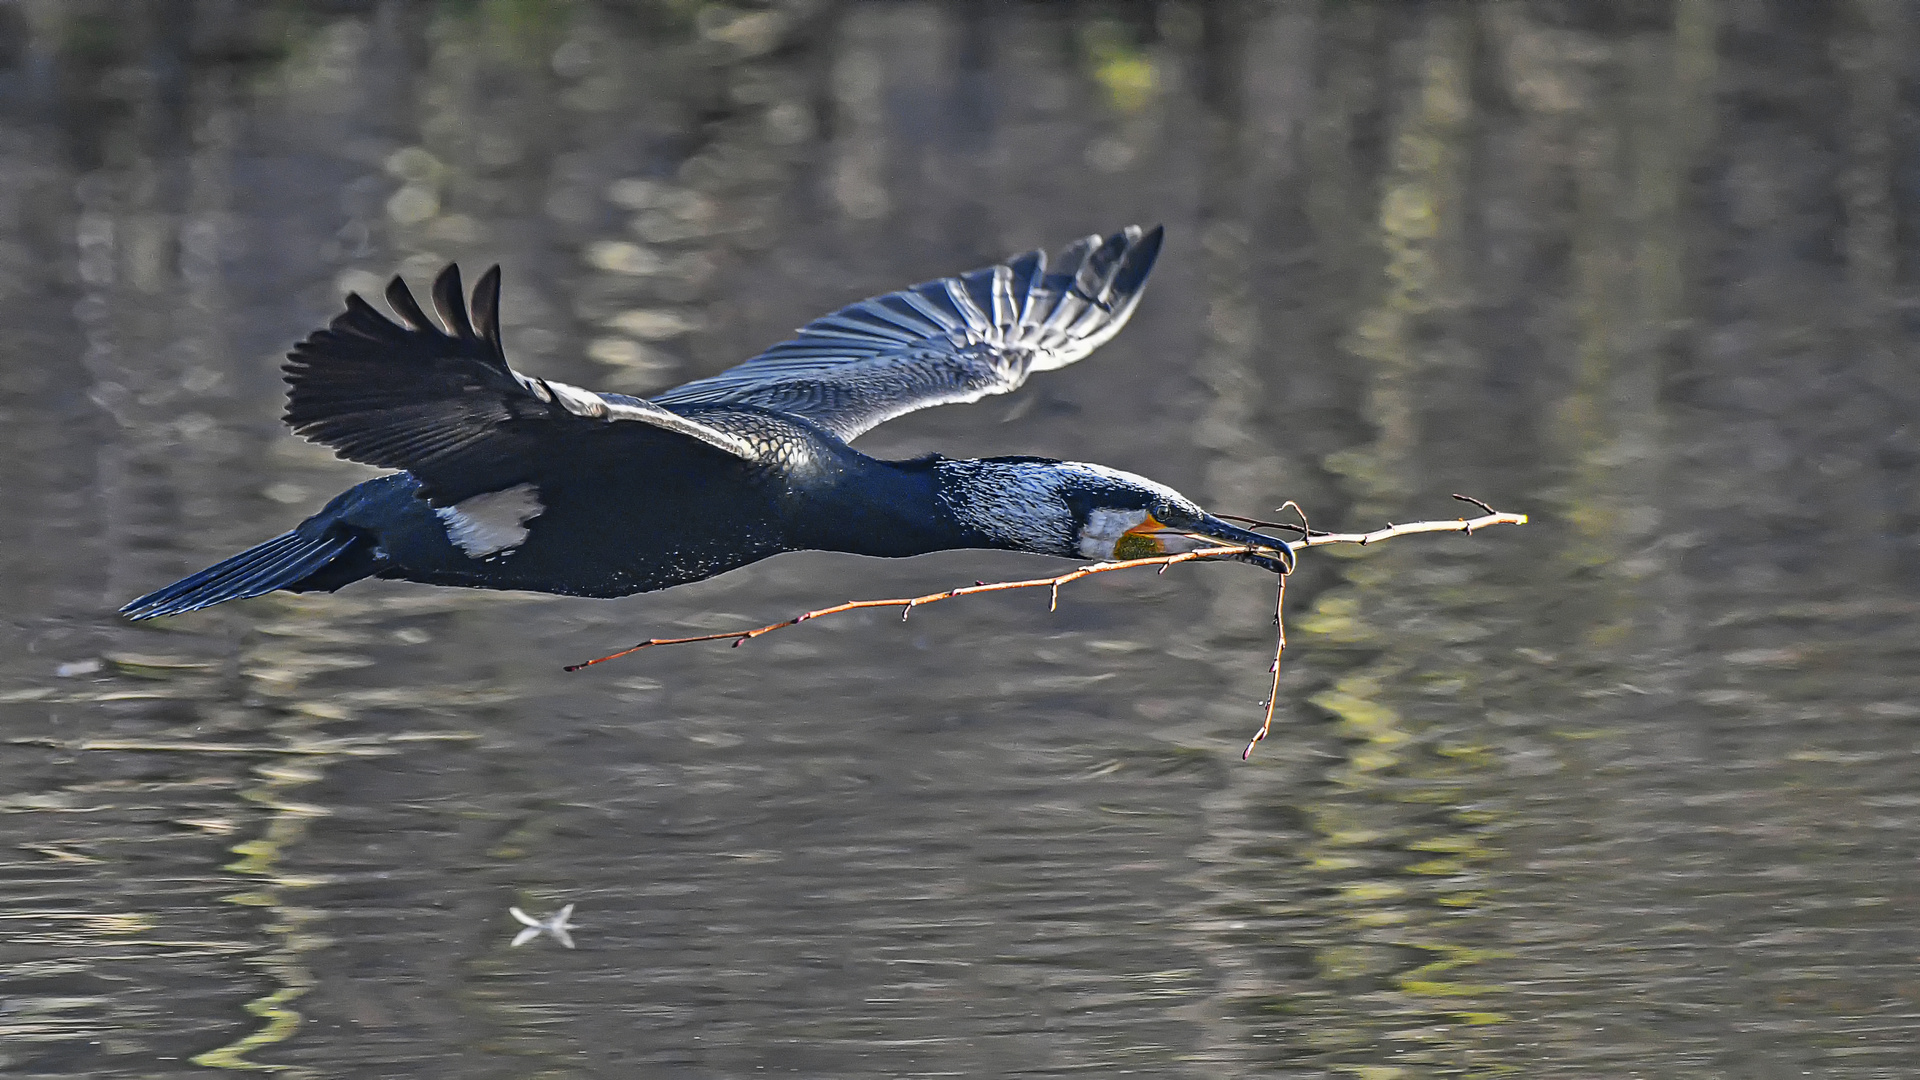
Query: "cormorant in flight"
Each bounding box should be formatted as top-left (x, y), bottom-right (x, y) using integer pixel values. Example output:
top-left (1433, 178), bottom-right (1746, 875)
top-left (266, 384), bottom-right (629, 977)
top-left (122, 226), bottom-right (1290, 620)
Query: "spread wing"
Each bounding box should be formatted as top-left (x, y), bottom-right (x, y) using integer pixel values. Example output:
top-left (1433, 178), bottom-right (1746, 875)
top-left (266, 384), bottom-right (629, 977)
top-left (651, 225), bottom-right (1164, 442)
top-left (283, 265), bottom-right (754, 506)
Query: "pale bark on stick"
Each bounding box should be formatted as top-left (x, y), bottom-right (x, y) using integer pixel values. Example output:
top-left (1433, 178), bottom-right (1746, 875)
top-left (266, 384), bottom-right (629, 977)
top-left (566, 502), bottom-right (1528, 757)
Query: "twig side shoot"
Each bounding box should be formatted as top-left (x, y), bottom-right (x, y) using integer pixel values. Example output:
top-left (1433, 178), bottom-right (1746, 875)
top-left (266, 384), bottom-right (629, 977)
top-left (567, 499), bottom-right (1527, 758)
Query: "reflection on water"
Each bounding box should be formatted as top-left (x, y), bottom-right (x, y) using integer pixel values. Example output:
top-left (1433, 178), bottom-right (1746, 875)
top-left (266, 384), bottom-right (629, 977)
top-left (1, 2), bottom-right (1917, 1076)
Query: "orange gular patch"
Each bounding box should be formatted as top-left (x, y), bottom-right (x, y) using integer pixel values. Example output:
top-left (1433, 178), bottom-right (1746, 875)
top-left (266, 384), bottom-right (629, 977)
top-left (1112, 513), bottom-right (1169, 560)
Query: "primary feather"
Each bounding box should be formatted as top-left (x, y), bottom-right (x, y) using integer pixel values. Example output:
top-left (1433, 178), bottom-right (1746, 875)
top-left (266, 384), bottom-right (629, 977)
top-left (283, 265), bottom-right (753, 506)
top-left (652, 225), bottom-right (1163, 441)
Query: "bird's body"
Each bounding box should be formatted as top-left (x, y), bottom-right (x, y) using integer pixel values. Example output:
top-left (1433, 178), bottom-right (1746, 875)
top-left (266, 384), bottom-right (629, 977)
top-left (122, 226), bottom-right (1290, 621)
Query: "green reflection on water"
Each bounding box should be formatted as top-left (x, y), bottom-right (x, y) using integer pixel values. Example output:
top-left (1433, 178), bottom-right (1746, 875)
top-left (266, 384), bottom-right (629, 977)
top-left (1080, 19), bottom-right (1158, 115)
top-left (193, 641), bottom-right (334, 1075)
top-left (1281, 10), bottom-right (1514, 1071)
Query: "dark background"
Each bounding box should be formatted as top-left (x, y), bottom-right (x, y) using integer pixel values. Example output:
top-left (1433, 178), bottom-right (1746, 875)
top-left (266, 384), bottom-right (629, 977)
top-left (1, 1), bottom-right (1916, 1076)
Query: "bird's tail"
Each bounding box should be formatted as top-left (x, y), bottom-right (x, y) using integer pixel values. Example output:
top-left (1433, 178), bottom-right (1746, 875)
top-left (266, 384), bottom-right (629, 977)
top-left (120, 530), bottom-right (358, 620)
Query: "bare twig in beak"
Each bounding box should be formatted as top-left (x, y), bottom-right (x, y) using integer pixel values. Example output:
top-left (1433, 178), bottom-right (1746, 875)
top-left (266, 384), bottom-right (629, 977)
top-left (567, 500), bottom-right (1527, 762)
top-left (564, 545), bottom-right (1256, 671)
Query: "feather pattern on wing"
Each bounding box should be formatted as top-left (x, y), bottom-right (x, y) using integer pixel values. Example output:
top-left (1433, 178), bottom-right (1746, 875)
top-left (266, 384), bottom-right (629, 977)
top-left (651, 225), bottom-right (1164, 441)
top-left (283, 265), bottom-right (754, 505)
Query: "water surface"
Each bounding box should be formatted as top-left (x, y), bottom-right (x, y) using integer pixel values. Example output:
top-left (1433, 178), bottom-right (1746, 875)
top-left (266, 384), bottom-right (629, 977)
top-left (2, 2), bottom-right (1917, 1076)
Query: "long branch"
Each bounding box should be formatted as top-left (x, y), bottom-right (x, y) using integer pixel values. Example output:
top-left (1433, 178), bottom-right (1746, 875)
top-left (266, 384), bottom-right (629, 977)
top-left (563, 545), bottom-right (1250, 671)
top-left (564, 505), bottom-right (1526, 672)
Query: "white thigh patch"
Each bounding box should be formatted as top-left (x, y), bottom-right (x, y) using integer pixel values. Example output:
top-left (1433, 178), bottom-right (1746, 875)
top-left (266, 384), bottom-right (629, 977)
top-left (436, 483), bottom-right (544, 558)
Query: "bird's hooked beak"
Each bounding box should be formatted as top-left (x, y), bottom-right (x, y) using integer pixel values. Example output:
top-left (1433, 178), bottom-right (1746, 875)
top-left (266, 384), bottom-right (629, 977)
top-left (1108, 510), bottom-right (1295, 574)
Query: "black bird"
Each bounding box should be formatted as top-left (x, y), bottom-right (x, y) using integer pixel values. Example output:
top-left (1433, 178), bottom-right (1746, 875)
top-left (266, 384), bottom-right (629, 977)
top-left (121, 226), bottom-right (1291, 621)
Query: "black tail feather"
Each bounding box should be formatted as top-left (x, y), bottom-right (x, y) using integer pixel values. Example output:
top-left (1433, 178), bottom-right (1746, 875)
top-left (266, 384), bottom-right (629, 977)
top-left (120, 531), bottom-right (357, 620)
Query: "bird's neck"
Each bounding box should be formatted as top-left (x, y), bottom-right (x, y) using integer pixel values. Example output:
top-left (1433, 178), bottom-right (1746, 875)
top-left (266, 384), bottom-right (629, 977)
top-left (782, 454), bottom-right (1068, 559)
top-left (926, 457), bottom-right (1076, 556)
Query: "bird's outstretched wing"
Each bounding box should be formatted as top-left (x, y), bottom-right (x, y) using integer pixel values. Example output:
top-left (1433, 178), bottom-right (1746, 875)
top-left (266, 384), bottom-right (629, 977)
top-left (651, 225), bottom-right (1164, 442)
top-left (284, 266), bottom-right (754, 505)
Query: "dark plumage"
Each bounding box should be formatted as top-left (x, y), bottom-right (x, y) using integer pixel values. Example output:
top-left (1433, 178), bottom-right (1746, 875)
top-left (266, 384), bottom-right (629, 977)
top-left (121, 226), bottom-right (1291, 621)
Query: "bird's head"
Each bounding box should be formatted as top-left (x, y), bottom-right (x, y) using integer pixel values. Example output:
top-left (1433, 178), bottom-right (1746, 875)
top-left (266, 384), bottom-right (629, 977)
top-left (937, 457), bottom-right (1294, 573)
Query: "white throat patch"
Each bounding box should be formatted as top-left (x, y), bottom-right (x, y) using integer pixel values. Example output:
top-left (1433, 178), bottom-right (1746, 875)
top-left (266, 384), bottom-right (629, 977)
top-left (436, 483), bottom-right (544, 559)
top-left (1077, 508), bottom-right (1151, 559)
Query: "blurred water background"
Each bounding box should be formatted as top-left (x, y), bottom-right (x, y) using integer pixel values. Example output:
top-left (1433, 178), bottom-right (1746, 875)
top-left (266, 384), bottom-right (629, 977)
top-left (2, 1), bottom-right (1917, 1076)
